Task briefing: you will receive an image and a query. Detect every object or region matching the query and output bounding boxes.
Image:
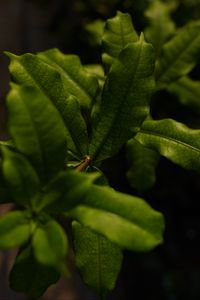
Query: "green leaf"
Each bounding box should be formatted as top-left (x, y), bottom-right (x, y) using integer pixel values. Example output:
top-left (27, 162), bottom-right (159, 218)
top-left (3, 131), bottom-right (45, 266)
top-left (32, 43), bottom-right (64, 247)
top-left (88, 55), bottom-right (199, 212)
top-left (144, 0), bottom-right (176, 56)
top-left (69, 185), bottom-right (164, 252)
top-left (167, 76), bottom-right (200, 113)
top-left (126, 138), bottom-right (160, 192)
top-left (6, 84), bottom-right (67, 184)
top-left (102, 11), bottom-right (138, 70)
top-left (84, 64), bottom-right (105, 90)
top-left (9, 245), bottom-right (60, 298)
top-left (32, 218), bottom-right (68, 271)
top-left (2, 147), bottom-right (39, 206)
top-left (155, 21), bottom-right (200, 89)
top-left (136, 118), bottom-right (200, 172)
top-left (72, 221), bottom-right (123, 297)
top-left (40, 170), bottom-right (99, 213)
top-left (89, 34), bottom-right (155, 162)
top-left (37, 48), bottom-right (99, 109)
top-left (0, 211), bottom-right (31, 248)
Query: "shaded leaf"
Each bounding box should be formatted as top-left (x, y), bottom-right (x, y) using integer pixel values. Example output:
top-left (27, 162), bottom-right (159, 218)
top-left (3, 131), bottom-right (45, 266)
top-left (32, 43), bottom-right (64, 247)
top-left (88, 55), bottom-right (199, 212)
top-left (136, 118), bottom-right (200, 172)
top-left (144, 0), bottom-right (176, 56)
top-left (85, 19), bottom-right (105, 46)
top-left (69, 185), bottom-right (164, 252)
top-left (56, 95), bottom-right (88, 158)
top-left (32, 218), bottom-right (68, 271)
top-left (102, 11), bottom-right (138, 70)
top-left (0, 211), bottom-right (31, 248)
top-left (40, 171), bottom-right (99, 213)
top-left (167, 76), bottom-right (200, 113)
top-left (155, 21), bottom-right (200, 89)
top-left (73, 221), bottom-right (123, 297)
top-left (2, 147), bottom-right (39, 206)
top-left (6, 84), bottom-right (67, 184)
top-left (126, 138), bottom-right (160, 192)
top-left (89, 34), bottom-right (155, 162)
top-left (9, 245), bottom-right (60, 299)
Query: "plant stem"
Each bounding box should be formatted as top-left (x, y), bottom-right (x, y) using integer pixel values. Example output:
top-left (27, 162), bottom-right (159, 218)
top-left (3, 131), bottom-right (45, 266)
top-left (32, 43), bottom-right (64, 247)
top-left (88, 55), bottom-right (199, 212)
top-left (75, 155), bottom-right (92, 172)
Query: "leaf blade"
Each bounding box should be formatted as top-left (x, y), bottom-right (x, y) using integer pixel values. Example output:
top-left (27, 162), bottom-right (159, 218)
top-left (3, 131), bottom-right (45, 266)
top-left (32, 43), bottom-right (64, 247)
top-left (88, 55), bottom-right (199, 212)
top-left (72, 222), bottom-right (123, 297)
top-left (6, 85), bottom-right (67, 183)
top-left (136, 118), bottom-right (200, 172)
top-left (89, 34), bottom-right (155, 161)
top-left (155, 21), bottom-right (200, 89)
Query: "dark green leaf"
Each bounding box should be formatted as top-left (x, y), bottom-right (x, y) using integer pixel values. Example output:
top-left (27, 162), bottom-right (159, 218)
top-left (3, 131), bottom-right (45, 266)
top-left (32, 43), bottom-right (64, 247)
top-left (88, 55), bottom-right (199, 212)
top-left (155, 21), bottom-right (200, 89)
top-left (0, 211), bottom-right (31, 248)
top-left (102, 11), bottom-right (138, 69)
top-left (2, 147), bottom-right (39, 206)
top-left (126, 138), bottom-right (160, 192)
top-left (69, 185), bottom-right (164, 252)
top-left (73, 221), bottom-right (123, 297)
top-left (32, 218), bottom-right (68, 271)
top-left (144, 0), bottom-right (176, 56)
top-left (9, 245), bottom-right (60, 298)
top-left (85, 19), bottom-right (105, 46)
top-left (89, 34), bottom-right (155, 162)
top-left (167, 76), bottom-right (200, 113)
top-left (6, 84), bottom-right (67, 184)
top-left (136, 118), bottom-right (200, 172)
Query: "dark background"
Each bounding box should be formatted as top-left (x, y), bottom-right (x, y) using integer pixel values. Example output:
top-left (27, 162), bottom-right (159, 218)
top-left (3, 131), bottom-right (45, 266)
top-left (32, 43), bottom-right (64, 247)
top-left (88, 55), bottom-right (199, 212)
top-left (1, 0), bottom-right (200, 299)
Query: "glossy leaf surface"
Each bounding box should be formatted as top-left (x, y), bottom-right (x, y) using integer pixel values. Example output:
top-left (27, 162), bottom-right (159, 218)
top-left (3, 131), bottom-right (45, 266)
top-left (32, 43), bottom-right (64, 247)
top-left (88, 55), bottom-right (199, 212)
top-left (136, 118), bottom-right (200, 172)
top-left (73, 222), bottom-right (123, 297)
top-left (10, 245), bottom-right (60, 298)
top-left (0, 211), bottom-right (31, 248)
top-left (69, 185), bottom-right (164, 252)
top-left (102, 11), bottom-right (138, 69)
top-left (126, 138), bottom-right (160, 192)
top-left (156, 21), bottom-right (200, 89)
top-left (6, 85), bottom-right (67, 183)
top-left (89, 34), bottom-right (155, 161)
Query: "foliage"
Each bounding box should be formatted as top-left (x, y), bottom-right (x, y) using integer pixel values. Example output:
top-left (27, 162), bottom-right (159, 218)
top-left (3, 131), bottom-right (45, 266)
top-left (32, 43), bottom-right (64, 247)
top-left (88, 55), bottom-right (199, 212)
top-left (0, 2), bottom-right (200, 299)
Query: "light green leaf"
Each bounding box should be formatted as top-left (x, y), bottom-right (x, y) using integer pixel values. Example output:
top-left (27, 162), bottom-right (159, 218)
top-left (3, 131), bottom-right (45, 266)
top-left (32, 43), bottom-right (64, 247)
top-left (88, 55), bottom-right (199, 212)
top-left (6, 84), bottom-right (67, 184)
top-left (72, 221), bottom-right (123, 297)
top-left (89, 34), bottom-right (155, 162)
top-left (155, 21), bottom-right (200, 89)
top-left (40, 170), bottom-right (99, 213)
top-left (136, 118), bottom-right (200, 172)
top-left (2, 147), bottom-right (39, 206)
top-left (144, 0), bottom-right (176, 56)
top-left (126, 138), bottom-right (160, 192)
top-left (0, 211), bottom-right (31, 248)
top-left (37, 48), bottom-right (99, 109)
top-left (32, 218), bottom-right (68, 271)
top-left (167, 76), bottom-right (200, 113)
top-left (69, 185), bottom-right (164, 252)
top-left (102, 11), bottom-right (138, 69)
top-left (9, 245), bottom-right (60, 298)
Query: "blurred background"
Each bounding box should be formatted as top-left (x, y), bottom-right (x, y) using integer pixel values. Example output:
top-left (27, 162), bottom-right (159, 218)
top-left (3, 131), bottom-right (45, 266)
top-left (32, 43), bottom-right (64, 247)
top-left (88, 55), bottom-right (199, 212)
top-left (1, 0), bottom-right (200, 299)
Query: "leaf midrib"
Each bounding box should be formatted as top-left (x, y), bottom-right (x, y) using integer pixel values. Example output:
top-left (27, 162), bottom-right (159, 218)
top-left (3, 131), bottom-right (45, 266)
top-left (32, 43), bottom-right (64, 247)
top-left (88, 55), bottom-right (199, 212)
top-left (157, 27), bottom-right (200, 83)
top-left (40, 55), bottom-right (94, 102)
top-left (139, 128), bottom-right (200, 155)
top-left (92, 41), bottom-right (143, 161)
